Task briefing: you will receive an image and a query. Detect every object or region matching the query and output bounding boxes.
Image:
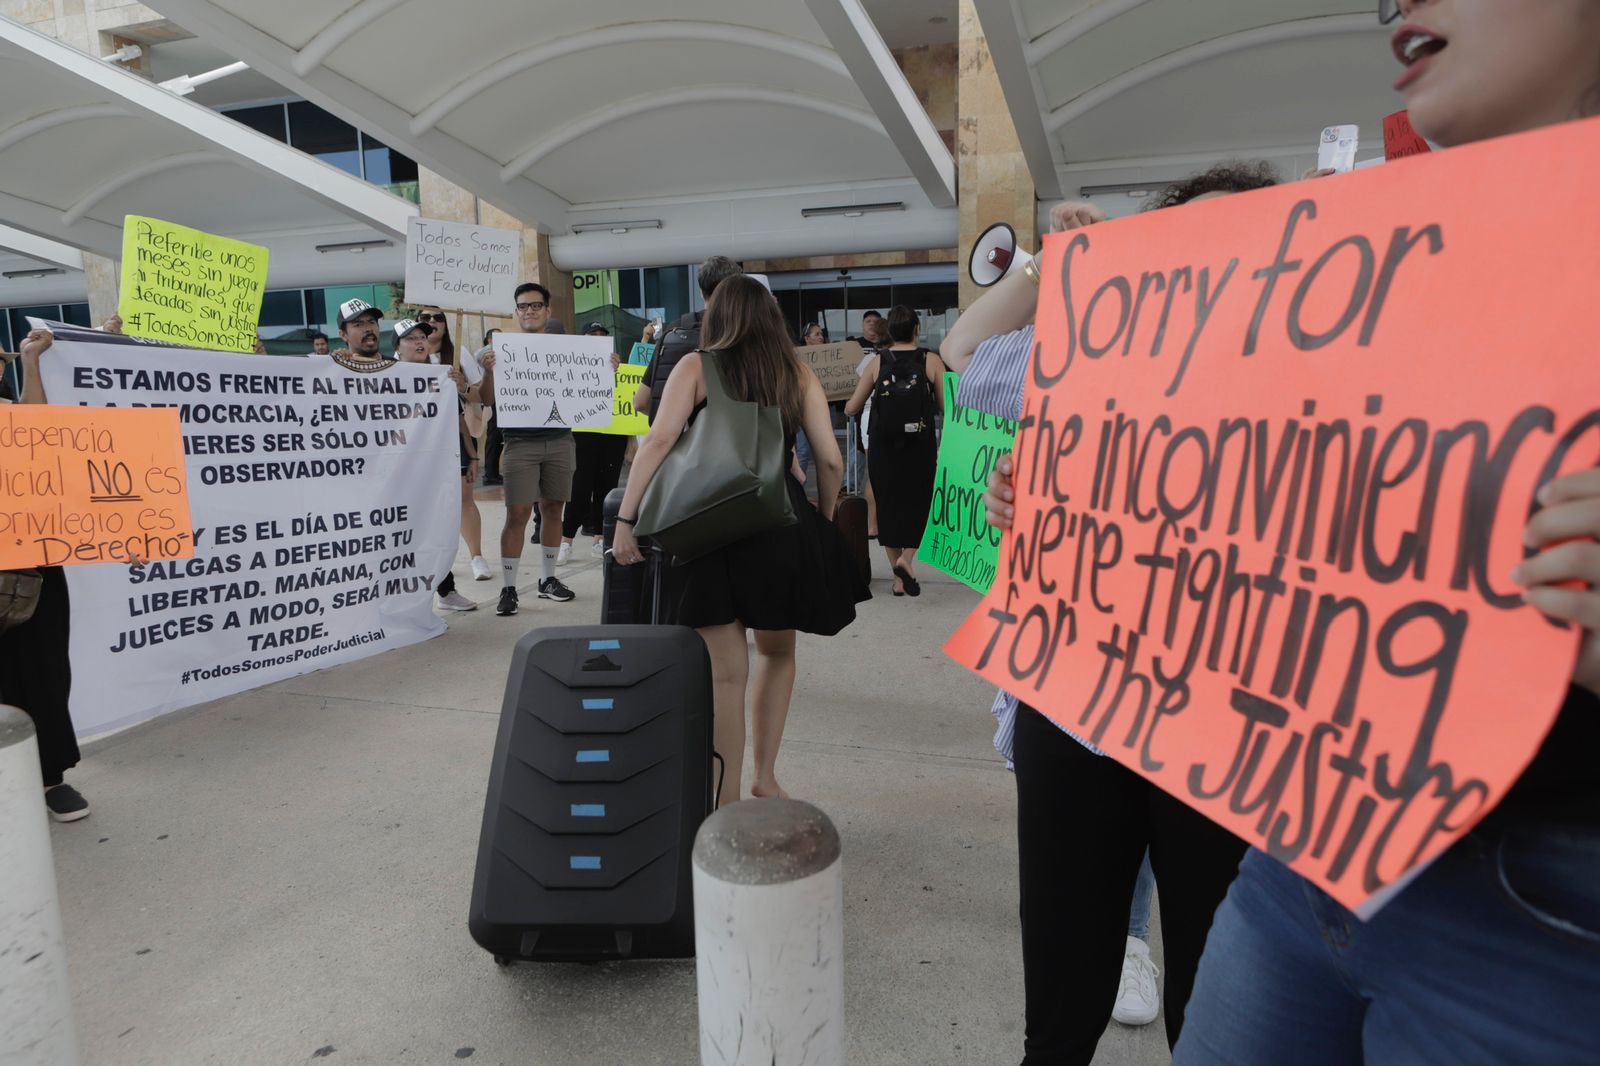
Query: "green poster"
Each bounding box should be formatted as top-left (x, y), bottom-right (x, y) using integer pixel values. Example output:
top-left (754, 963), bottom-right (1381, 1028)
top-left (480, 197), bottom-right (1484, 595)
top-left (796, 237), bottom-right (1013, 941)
top-left (918, 372), bottom-right (1019, 593)
top-left (628, 341), bottom-right (654, 366)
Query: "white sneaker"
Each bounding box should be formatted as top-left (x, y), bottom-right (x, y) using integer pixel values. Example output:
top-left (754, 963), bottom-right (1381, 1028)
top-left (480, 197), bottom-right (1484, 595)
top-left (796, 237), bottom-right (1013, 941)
top-left (1112, 936), bottom-right (1160, 1026)
top-left (437, 590), bottom-right (477, 612)
top-left (557, 543), bottom-right (572, 566)
top-left (470, 555), bottom-right (492, 581)
top-left (591, 538), bottom-right (604, 558)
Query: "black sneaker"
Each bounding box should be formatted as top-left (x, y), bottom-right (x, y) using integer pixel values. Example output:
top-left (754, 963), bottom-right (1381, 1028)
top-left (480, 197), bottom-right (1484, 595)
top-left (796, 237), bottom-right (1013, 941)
top-left (495, 587), bottom-right (519, 616)
top-left (44, 783), bottom-right (90, 823)
top-left (538, 577), bottom-right (575, 602)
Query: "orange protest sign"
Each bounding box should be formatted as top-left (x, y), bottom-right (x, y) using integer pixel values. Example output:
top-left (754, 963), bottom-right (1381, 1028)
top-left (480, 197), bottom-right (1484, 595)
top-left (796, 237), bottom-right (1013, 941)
top-left (945, 117), bottom-right (1600, 913)
top-left (0, 404), bottom-right (194, 568)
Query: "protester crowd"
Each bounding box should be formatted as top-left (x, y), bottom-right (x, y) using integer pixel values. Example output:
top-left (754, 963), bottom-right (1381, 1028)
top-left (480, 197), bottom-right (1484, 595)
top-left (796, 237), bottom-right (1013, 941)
top-left (4, 2), bottom-right (1598, 1062)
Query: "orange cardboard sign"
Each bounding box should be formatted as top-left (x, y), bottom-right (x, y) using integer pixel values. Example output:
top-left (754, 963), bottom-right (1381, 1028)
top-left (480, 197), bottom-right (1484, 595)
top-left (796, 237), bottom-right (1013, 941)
top-left (0, 404), bottom-right (194, 568)
top-left (946, 117), bottom-right (1600, 913)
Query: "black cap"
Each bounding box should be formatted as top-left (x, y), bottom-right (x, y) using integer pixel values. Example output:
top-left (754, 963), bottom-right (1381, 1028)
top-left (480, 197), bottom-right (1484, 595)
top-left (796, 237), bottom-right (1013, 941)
top-left (583, 321), bottom-right (610, 336)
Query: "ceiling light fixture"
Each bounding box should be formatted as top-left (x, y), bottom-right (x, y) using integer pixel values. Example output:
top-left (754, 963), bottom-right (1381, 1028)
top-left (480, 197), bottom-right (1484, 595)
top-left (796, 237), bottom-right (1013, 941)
top-left (314, 239), bottom-right (394, 254)
top-left (800, 201), bottom-right (907, 219)
top-left (569, 219), bottom-right (664, 235)
top-left (2, 267), bottom-right (67, 279)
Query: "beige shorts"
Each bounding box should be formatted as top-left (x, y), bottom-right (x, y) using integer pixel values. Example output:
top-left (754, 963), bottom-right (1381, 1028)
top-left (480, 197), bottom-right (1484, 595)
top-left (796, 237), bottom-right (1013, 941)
top-left (501, 435), bottom-right (576, 505)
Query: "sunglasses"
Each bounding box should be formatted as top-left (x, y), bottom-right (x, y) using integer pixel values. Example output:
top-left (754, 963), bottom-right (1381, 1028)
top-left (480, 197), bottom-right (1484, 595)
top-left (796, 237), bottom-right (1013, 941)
top-left (418, 313), bottom-right (448, 323)
top-left (516, 301), bottom-right (548, 311)
top-left (1379, 0), bottom-right (1401, 24)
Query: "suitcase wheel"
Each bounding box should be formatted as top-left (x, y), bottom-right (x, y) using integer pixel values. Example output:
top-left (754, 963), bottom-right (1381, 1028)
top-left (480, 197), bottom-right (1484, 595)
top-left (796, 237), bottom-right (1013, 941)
top-left (493, 955), bottom-right (514, 968)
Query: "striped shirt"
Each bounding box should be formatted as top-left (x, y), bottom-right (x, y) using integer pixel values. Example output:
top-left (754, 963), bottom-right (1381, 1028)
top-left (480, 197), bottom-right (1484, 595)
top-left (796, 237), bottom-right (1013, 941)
top-left (963, 324), bottom-right (1106, 765)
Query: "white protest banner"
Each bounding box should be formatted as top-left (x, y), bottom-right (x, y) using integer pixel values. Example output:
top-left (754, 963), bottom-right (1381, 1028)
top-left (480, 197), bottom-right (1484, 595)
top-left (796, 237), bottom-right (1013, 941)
top-left (35, 332), bottom-right (458, 738)
top-left (492, 333), bottom-right (615, 431)
top-left (403, 217), bottom-right (522, 314)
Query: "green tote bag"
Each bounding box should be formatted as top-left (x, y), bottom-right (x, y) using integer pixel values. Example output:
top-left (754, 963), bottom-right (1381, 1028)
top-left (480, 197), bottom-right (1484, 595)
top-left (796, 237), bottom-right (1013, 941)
top-left (633, 351), bottom-right (797, 561)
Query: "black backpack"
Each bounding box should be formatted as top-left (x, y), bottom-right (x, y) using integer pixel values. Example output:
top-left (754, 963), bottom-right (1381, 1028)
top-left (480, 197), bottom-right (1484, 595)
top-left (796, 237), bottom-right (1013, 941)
top-left (869, 348), bottom-right (934, 448)
top-left (642, 314), bottom-right (702, 425)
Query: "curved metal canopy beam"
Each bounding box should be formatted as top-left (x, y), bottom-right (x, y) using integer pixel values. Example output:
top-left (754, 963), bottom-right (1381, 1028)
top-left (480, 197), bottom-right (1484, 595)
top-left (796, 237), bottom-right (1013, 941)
top-left (0, 104), bottom-right (126, 155)
top-left (1045, 14), bottom-right (1381, 134)
top-left (500, 87), bottom-right (886, 183)
top-left (1025, 0), bottom-right (1155, 65)
top-left (803, 0), bottom-right (955, 208)
top-left (62, 151), bottom-right (229, 225)
top-left (412, 21), bottom-right (849, 135)
top-left (292, 0), bottom-right (410, 76)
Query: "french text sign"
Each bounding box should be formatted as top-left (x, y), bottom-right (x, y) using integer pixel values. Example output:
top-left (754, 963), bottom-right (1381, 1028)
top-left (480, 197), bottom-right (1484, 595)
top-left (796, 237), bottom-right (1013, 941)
top-left (576, 364), bottom-right (647, 436)
top-left (402, 217), bottom-right (522, 314)
top-left (119, 216), bottom-right (268, 353)
top-left (0, 404), bottom-right (193, 569)
top-left (492, 334), bottom-right (615, 431)
top-left (798, 341), bottom-right (867, 402)
top-left (919, 373), bottom-right (1017, 592)
top-left (945, 118), bottom-right (1600, 913)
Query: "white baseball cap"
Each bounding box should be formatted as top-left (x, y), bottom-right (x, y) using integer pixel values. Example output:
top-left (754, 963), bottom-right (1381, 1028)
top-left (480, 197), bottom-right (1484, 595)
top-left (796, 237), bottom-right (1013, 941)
top-left (393, 318), bottom-right (432, 339)
top-left (338, 298), bottom-right (381, 327)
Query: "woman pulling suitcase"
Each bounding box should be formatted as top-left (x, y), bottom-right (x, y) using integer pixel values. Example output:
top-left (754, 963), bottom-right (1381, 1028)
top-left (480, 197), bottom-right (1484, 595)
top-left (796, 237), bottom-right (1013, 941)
top-left (611, 276), bottom-right (870, 804)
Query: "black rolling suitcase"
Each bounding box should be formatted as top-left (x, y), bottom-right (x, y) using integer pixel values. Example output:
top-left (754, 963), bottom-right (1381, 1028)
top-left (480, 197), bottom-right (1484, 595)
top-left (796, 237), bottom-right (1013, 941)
top-left (600, 487), bottom-right (652, 624)
top-left (469, 553), bottom-right (714, 963)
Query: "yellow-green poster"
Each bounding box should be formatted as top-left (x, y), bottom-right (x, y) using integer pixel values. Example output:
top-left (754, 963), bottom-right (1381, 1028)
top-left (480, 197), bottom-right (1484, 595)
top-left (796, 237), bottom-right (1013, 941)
top-left (118, 215), bottom-right (269, 353)
top-left (575, 363), bottom-right (647, 436)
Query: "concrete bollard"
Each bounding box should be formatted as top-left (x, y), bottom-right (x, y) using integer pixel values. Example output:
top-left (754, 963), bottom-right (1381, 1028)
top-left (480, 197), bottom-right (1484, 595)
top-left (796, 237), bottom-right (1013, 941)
top-left (0, 705), bottom-right (79, 1066)
top-left (693, 798), bottom-right (844, 1066)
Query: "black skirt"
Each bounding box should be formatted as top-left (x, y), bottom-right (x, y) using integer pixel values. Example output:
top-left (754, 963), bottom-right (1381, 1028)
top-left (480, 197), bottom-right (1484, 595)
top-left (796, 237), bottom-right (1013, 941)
top-left (674, 475), bottom-right (871, 635)
top-left (869, 429), bottom-right (937, 549)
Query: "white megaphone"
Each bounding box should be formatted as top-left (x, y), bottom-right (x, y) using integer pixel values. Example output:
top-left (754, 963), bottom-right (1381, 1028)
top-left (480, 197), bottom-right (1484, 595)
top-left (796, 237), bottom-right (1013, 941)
top-left (968, 222), bottom-right (1035, 287)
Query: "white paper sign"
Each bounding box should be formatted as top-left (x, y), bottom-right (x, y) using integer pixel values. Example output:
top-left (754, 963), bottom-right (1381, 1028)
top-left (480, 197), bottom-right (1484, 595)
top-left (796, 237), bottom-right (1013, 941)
top-left (403, 217), bottom-right (522, 313)
top-left (35, 332), bottom-right (458, 738)
top-left (492, 333), bottom-right (615, 430)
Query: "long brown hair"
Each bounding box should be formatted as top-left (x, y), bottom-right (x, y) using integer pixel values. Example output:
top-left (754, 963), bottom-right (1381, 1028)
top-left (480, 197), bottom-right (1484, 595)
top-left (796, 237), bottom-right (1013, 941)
top-left (699, 275), bottom-right (807, 431)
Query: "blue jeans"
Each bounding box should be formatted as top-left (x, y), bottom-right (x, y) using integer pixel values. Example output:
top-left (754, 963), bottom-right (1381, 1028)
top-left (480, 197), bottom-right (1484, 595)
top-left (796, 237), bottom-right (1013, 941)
top-left (1128, 851), bottom-right (1154, 940)
top-left (1175, 819), bottom-right (1600, 1066)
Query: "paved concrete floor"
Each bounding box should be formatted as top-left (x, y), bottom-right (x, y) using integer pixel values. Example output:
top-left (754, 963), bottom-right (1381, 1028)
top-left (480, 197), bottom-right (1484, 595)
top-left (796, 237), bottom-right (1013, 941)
top-left (48, 504), bottom-right (1172, 1065)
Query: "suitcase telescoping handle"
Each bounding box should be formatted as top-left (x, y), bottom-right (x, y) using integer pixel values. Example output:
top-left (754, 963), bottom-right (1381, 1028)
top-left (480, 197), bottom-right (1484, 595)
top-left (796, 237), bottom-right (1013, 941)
top-left (647, 543), bottom-right (666, 626)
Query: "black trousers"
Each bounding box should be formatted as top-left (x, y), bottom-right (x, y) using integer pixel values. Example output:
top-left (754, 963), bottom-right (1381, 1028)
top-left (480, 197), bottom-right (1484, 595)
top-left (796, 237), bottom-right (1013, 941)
top-left (0, 567), bottom-right (79, 785)
top-left (1013, 704), bottom-right (1246, 1065)
top-left (563, 434), bottom-right (627, 539)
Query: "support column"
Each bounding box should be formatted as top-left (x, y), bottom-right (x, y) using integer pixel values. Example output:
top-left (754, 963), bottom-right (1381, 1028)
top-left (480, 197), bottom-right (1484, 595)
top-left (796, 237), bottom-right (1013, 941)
top-left (958, 0), bottom-right (1037, 311)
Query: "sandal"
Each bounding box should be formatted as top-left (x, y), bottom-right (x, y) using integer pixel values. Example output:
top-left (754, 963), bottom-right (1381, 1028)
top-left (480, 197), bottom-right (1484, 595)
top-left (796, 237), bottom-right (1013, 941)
top-left (893, 566), bottom-right (921, 598)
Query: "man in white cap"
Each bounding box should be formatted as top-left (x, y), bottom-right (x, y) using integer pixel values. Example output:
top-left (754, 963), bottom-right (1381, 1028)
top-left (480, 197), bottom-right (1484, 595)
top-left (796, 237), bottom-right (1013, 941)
top-left (333, 298), bottom-right (384, 366)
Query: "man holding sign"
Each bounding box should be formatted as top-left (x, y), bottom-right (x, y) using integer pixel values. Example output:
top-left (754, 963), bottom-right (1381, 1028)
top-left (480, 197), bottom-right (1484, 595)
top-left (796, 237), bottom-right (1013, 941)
top-left (479, 282), bottom-right (576, 614)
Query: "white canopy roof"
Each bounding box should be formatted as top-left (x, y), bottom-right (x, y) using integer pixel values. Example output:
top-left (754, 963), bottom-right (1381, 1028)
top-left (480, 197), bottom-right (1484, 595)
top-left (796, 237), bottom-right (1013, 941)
top-left (142, 0), bottom-right (959, 269)
top-left (975, 0), bottom-right (1398, 212)
top-left (0, 16), bottom-right (416, 288)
